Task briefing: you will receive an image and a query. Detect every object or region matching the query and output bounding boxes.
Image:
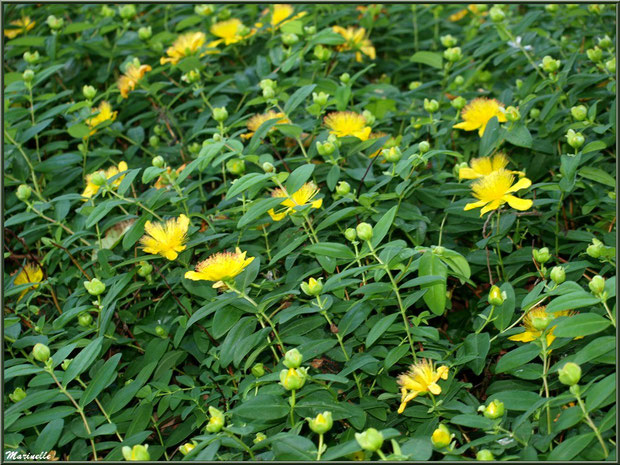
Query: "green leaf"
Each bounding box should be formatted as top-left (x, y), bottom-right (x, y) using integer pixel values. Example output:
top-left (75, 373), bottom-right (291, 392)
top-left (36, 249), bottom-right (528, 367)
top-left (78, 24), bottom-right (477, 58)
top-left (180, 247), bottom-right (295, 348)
top-left (505, 122), bottom-right (533, 148)
top-left (80, 353), bottom-right (121, 407)
top-left (305, 242), bottom-right (354, 259)
top-left (63, 337), bottom-right (104, 385)
top-left (547, 433), bottom-right (594, 461)
top-left (585, 373), bottom-right (615, 412)
top-left (552, 313), bottom-right (611, 338)
top-left (479, 116), bottom-right (502, 157)
top-left (365, 313), bottom-right (398, 348)
top-left (410, 51), bottom-right (443, 69)
top-left (285, 164), bottom-right (315, 194)
top-left (33, 419), bottom-right (64, 454)
top-left (418, 251), bottom-right (447, 315)
top-left (371, 205), bottom-right (398, 248)
top-left (67, 123), bottom-right (91, 139)
top-left (232, 394), bottom-right (289, 420)
top-left (495, 343), bottom-right (540, 373)
top-left (546, 291), bottom-right (600, 313)
top-left (578, 166), bottom-right (615, 187)
top-left (283, 84), bottom-right (316, 115)
top-left (226, 173), bottom-right (271, 199)
top-left (450, 414), bottom-right (495, 429)
top-left (237, 197), bottom-right (283, 228)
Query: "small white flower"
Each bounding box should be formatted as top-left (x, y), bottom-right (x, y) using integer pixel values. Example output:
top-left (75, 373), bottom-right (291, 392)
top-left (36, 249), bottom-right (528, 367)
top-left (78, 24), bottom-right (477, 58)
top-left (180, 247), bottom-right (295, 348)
top-left (508, 36), bottom-right (533, 51)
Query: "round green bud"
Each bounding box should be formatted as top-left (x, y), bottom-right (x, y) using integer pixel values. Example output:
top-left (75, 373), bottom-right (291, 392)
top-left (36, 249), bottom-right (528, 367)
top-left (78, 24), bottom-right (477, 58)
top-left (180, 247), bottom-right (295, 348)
top-left (82, 85), bottom-right (97, 100)
top-left (23, 51), bottom-right (40, 64)
top-left (355, 428), bottom-right (384, 452)
top-left (313, 44), bottom-right (331, 61)
top-left (598, 35), bottom-right (613, 49)
top-left (339, 73), bottom-right (350, 84)
top-left (61, 359), bottom-right (72, 371)
top-left (226, 159), bottom-right (245, 176)
top-left (451, 96), bottom-right (466, 110)
top-left (312, 91), bottom-right (329, 107)
top-left (9, 387), bottom-right (27, 403)
top-left (155, 325), bottom-right (167, 338)
top-left (16, 184), bottom-right (32, 202)
top-left (283, 348), bottom-right (303, 369)
top-left (195, 4), bottom-right (214, 16)
top-left (189, 142), bottom-right (201, 154)
top-left (253, 432), bottom-right (267, 444)
top-left (443, 46), bottom-right (462, 62)
top-left (542, 55), bottom-right (560, 73)
top-left (440, 34), bottom-right (457, 48)
top-left (101, 5), bottom-right (115, 17)
top-left (356, 222), bottom-right (373, 242)
top-left (304, 25), bottom-right (317, 35)
top-left (586, 47), bottom-right (603, 63)
top-left (259, 79), bottom-right (276, 90)
top-left (153, 124), bottom-right (164, 136)
top-left (565, 129), bottom-right (585, 149)
top-left (317, 141), bottom-right (336, 156)
top-left (418, 141), bottom-right (430, 154)
top-left (122, 444), bottom-right (150, 461)
top-left (533, 247), bottom-right (551, 264)
top-left (550, 266), bottom-right (566, 285)
top-left (589, 275), bottom-right (605, 295)
top-left (301, 277), bottom-right (323, 297)
top-left (84, 278), bottom-right (106, 296)
top-left (558, 362), bottom-right (582, 386)
top-left (78, 312), bottom-right (93, 327)
top-left (179, 442), bottom-right (196, 456)
top-left (476, 449), bottom-right (495, 461)
top-left (119, 4), bottom-right (137, 19)
top-left (251, 363), bottom-right (265, 378)
top-left (431, 424), bottom-right (452, 448)
top-left (282, 32), bottom-right (299, 46)
top-left (409, 81), bottom-right (422, 91)
top-left (515, 78), bottom-right (523, 89)
top-left (588, 4), bottom-right (603, 14)
top-left (488, 285), bottom-right (504, 306)
top-left (505, 106), bottom-right (520, 122)
top-left (22, 69), bottom-right (35, 83)
top-left (344, 228), bottom-right (357, 242)
top-left (206, 406), bottom-right (225, 433)
top-left (362, 110), bottom-right (376, 126)
top-left (213, 107), bottom-right (228, 122)
top-left (152, 156), bottom-right (165, 168)
top-left (531, 312), bottom-right (554, 331)
top-left (383, 146), bottom-right (402, 163)
top-left (138, 26), bottom-right (152, 41)
top-left (453, 161), bottom-right (468, 178)
top-left (605, 57), bottom-right (615, 74)
top-left (336, 181), bottom-right (351, 196)
top-left (454, 75), bottom-right (464, 86)
top-left (32, 343), bottom-right (51, 362)
top-left (46, 15), bottom-right (64, 30)
top-left (308, 411), bottom-right (333, 434)
top-left (182, 69), bottom-right (201, 84)
top-left (489, 6), bottom-right (505, 22)
top-left (586, 239), bottom-right (604, 258)
top-left (90, 171), bottom-right (107, 187)
top-left (279, 367), bottom-right (307, 391)
top-left (262, 86), bottom-right (276, 99)
top-left (545, 4), bottom-right (558, 13)
top-left (483, 399), bottom-right (505, 419)
top-left (570, 105), bottom-right (588, 121)
top-left (424, 98), bottom-right (439, 113)
top-left (262, 161), bottom-right (275, 173)
top-left (530, 108), bottom-right (540, 119)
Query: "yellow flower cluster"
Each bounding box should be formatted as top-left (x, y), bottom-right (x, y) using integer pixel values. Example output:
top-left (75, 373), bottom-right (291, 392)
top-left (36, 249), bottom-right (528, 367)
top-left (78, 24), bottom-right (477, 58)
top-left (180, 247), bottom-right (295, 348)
top-left (332, 26), bottom-right (376, 62)
top-left (118, 63), bottom-right (152, 99)
top-left (397, 359), bottom-right (449, 414)
top-left (140, 214), bottom-right (190, 261)
top-left (4, 16), bottom-right (35, 39)
top-left (268, 182), bottom-right (323, 221)
top-left (86, 101), bottom-right (117, 136)
top-left (324, 111), bottom-right (371, 141)
top-left (160, 32), bottom-right (207, 65)
top-left (82, 161), bottom-right (128, 199)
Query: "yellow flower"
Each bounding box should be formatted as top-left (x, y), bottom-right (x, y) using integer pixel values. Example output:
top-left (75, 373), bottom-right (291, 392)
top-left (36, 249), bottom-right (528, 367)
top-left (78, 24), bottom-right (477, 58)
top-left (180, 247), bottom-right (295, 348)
top-left (332, 26), bottom-right (376, 62)
top-left (453, 97), bottom-right (508, 137)
top-left (13, 263), bottom-right (43, 300)
top-left (449, 4), bottom-right (486, 22)
top-left (397, 359), bottom-right (449, 414)
top-left (86, 101), bottom-right (117, 136)
top-left (459, 152), bottom-right (524, 180)
top-left (268, 182), bottom-right (323, 221)
top-left (118, 63), bottom-right (152, 99)
top-left (140, 214), bottom-right (190, 261)
top-left (324, 111), bottom-right (371, 141)
top-left (160, 32), bottom-right (207, 65)
top-left (210, 19), bottom-right (252, 46)
top-left (241, 111), bottom-right (290, 140)
top-left (185, 248), bottom-right (255, 288)
top-left (509, 306), bottom-right (575, 347)
top-left (268, 4), bottom-right (307, 28)
top-left (464, 169), bottom-right (533, 216)
top-left (4, 17), bottom-right (35, 39)
top-left (82, 161), bottom-right (128, 200)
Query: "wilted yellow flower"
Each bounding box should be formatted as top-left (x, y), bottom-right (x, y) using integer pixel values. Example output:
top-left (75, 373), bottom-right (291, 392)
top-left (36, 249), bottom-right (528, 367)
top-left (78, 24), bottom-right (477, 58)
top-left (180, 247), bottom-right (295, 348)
top-left (459, 153), bottom-right (524, 180)
top-left (464, 169), bottom-right (533, 216)
top-left (154, 164), bottom-right (187, 189)
top-left (453, 97), bottom-right (507, 137)
top-left (509, 306), bottom-right (575, 347)
top-left (241, 111), bottom-right (290, 140)
top-left (268, 182), bottom-right (323, 221)
top-left (13, 263), bottom-right (43, 300)
top-left (332, 26), bottom-right (376, 62)
top-left (185, 247), bottom-right (255, 288)
top-left (86, 101), bottom-right (117, 136)
top-left (160, 31), bottom-right (207, 65)
top-left (140, 214), bottom-right (190, 261)
top-left (324, 111), bottom-right (371, 141)
top-left (210, 18), bottom-right (252, 46)
top-left (82, 161), bottom-right (128, 199)
top-left (449, 4), bottom-right (487, 22)
top-left (118, 63), bottom-right (152, 99)
top-left (397, 359), bottom-right (449, 414)
top-left (4, 17), bottom-right (35, 39)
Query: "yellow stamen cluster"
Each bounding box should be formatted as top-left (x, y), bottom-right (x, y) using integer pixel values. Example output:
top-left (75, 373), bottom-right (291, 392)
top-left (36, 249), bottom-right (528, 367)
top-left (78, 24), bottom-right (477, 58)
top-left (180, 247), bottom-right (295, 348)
top-left (397, 359), bottom-right (449, 414)
top-left (140, 214), bottom-right (190, 261)
top-left (268, 182), bottom-right (323, 221)
top-left (160, 31), bottom-right (207, 65)
top-left (453, 97), bottom-right (507, 137)
top-left (185, 248), bottom-right (255, 288)
top-left (324, 111), bottom-right (371, 141)
top-left (241, 111), bottom-right (290, 140)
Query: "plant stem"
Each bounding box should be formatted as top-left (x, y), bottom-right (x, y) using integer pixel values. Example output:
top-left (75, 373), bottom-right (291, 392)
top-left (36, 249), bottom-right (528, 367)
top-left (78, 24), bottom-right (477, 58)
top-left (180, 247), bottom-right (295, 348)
top-left (108, 189), bottom-right (163, 220)
top-left (5, 129), bottom-right (44, 201)
top-left (316, 433), bottom-right (324, 461)
top-left (27, 202), bottom-right (91, 246)
top-left (601, 299), bottom-right (616, 327)
top-left (574, 390), bottom-right (609, 457)
top-left (76, 376), bottom-right (123, 442)
top-left (290, 389), bottom-right (296, 428)
top-left (540, 342), bottom-right (552, 436)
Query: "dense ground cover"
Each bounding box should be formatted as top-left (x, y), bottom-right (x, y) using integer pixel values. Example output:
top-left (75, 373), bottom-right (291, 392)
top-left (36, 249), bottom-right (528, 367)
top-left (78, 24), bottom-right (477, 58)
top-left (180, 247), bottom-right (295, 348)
top-left (3, 3), bottom-right (617, 462)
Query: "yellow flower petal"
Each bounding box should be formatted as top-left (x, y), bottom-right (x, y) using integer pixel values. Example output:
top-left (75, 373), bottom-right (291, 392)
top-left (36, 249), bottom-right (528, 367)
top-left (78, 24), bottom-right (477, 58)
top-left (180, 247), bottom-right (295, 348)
top-left (503, 195), bottom-right (533, 211)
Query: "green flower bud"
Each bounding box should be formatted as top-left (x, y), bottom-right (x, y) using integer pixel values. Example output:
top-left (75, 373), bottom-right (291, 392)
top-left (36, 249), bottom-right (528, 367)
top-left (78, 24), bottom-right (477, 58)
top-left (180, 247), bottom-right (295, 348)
top-left (119, 4), bottom-right (137, 19)
top-left (84, 278), bottom-right (106, 296)
top-left (22, 69), bottom-right (35, 83)
top-left (382, 146), bottom-right (402, 163)
top-left (82, 85), bottom-right (97, 100)
top-left (588, 4), bottom-right (603, 14)
top-left (586, 239), bottom-right (604, 258)
top-left (569, 384), bottom-right (581, 396)
top-left (262, 86), bottom-right (276, 99)
top-left (545, 4), bottom-right (558, 13)
top-left (253, 432), bottom-right (267, 444)
top-left (530, 108), bottom-right (540, 119)
top-left (301, 277), bottom-right (323, 297)
top-left (259, 79), bottom-right (276, 90)
top-left (23, 51), bottom-right (40, 64)
top-left (46, 15), bottom-right (64, 30)
top-left (476, 449), bottom-right (494, 461)
top-left (451, 96), bottom-right (466, 110)
top-left (16, 184), bottom-right (32, 202)
top-left (483, 399), bottom-right (505, 419)
top-left (182, 69), bottom-right (201, 84)
top-left (61, 359), bottom-right (72, 371)
top-left (32, 343), bottom-right (51, 362)
top-left (488, 285), bottom-right (504, 306)
top-left (431, 424), bottom-right (452, 448)
top-left (489, 6), bottom-right (505, 22)
top-left (138, 26), bottom-right (152, 41)
top-left (505, 106), bottom-right (520, 122)
top-left (453, 161), bottom-right (468, 178)
top-left (550, 266), bottom-right (566, 285)
top-left (313, 44), bottom-right (331, 61)
top-left (566, 129), bottom-right (585, 149)
top-left (179, 441), bottom-right (196, 456)
top-left (78, 312), bottom-right (93, 327)
top-left (154, 325), bottom-right (167, 338)
top-left (589, 275), bottom-right (605, 295)
top-left (283, 348), bottom-right (304, 369)
top-left (542, 55), bottom-right (560, 73)
top-left (213, 107), bottom-right (228, 122)
top-left (262, 161), bottom-right (275, 173)
top-left (312, 91), bottom-right (329, 107)
top-left (90, 171), bottom-right (107, 187)
top-left (515, 78), bottom-right (523, 89)
top-left (355, 428), bottom-right (384, 452)
top-left (317, 141), bottom-right (336, 156)
top-left (454, 75), bottom-right (464, 86)
top-left (531, 312), bottom-right (554, 331)
top-left (440, 34), bottom-right (457, 48)
top-left (101, 5), bottom-right (115, 17)
top-left (570, 105), bottom-right (588, 121)
top-left (195, 4), bottom-right (214, 16)
top-left (152, 156), bottom-right (165, 168)
top-left (356, 222), bottom-right (373, 242)
top-left (279, 367), bottom-right (307, 391)
top-left (153, 124), bottom-right (164, 136)
top-left (558, 362), bottom-right (581, 386)
top-left (418, 141), bottom-right (430, 154)
top-left (443, 46), bottom-right (462, 62)
top-left (344, 228), bottom-right (357, 242)
top-left (409, 81), bottom-right (422, 91)
top-left (251, 363), bottom-right (265, 378)
top-left (598, 35), bottom-right (613, 49)
top-left (586, 46), bottom-right (603, 63)
top-left (362, 110), bottom-right (375, 126)
top-left (9, 387), bottom-right (27, 403)
top-left (533, 247), bottom-right (551, 264)
top-left (336, 181), bottom-right (351, 196)
top-left (189, 142), bottom-right (201, 155)
top-left (605, 57), bottom-right (615, 74)
top-left (137, 261), bottom-right (153, 278)
top-left (226, 158), bottom-right (245, 176)
top-left (424, 98), bottom-right (439, 113)
top-left (308, 411), bottom-right (333, 434)
top-left (122, 444), bottom-right (150, 461)
top-left (282, 32), bottom-right (299, 46)
top-left (206, 406), bottom-right (225, 433)
top-left (339, 73), bottom-right (350, 84)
